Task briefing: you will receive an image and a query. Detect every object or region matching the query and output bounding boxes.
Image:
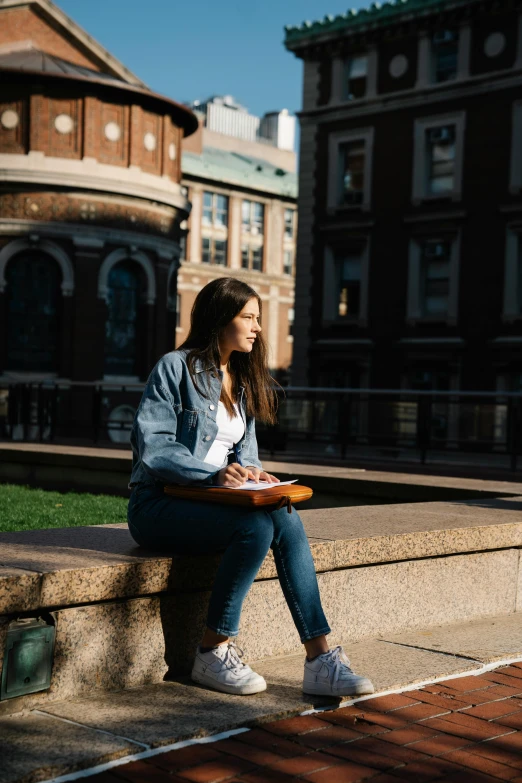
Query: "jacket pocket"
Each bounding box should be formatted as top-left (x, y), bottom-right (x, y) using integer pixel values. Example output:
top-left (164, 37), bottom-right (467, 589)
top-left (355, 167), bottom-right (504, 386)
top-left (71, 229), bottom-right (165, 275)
top-left (179, 408), bottom-right (198, 451)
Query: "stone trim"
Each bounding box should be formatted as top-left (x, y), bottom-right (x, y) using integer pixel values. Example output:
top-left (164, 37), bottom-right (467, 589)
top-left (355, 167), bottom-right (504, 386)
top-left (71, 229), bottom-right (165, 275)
top-left (0, 236), bottom-right (74, 294)
top-left (406, 231), bottom-right (461, 325)
top-left (0, 152), bottom-right (189, 212)
top-left (327, 127), bottom-right (374, 212)
top-left (0, 219), bottom-right (179, 260)
top-left (98, 248), bottom-right (156, 305)
top-left (301, 69), bottom-right (522, 123)
top-left (412, 111), bottom-right (466, 205)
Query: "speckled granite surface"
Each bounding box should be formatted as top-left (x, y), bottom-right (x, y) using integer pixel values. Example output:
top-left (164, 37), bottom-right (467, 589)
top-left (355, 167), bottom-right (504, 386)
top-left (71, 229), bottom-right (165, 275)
top-left (1, 614), bottom-right (522, 782)
top-left (0, 710), bottom-right (140, 783)
top-left (385, 612), bottom-right (522, 663)
top-left (2, 495), bottom-right (522, 614)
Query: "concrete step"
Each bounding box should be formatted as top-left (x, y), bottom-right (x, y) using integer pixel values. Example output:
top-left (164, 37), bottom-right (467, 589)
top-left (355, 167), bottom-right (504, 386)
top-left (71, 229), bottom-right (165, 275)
top-left (2, 613), bottom-right (522, 783)
top-left (1, 495), bottom-right (522, 716)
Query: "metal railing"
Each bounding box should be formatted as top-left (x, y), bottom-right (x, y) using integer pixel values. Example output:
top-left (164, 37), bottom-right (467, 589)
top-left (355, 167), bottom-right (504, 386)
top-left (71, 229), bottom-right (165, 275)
top-left (1, 381), bottom-right (522, 469)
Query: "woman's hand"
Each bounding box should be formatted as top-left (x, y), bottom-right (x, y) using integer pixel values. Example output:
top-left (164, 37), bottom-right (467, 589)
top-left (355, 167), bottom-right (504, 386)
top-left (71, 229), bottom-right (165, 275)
top-left (215, 462), bottom-right (250, 487)
top-left (246, 466), bottom-right (280, 484)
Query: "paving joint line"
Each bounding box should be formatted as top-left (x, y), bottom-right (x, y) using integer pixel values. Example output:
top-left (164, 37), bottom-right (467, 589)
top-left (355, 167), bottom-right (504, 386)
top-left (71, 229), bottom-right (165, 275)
top-left (35, 653), bottom-right (522, 783)
top-left (33, 709), bottom-right (150, 750)
top-left (378, 638), bottom-right (488, 663)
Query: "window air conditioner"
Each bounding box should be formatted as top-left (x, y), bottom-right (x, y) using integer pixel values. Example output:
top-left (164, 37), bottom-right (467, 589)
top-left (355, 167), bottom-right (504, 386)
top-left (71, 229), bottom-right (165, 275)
top-left (424, 242), bottom-right (447, 258)
top-left (433, 30), bottom-right (457, 45)
top-left (428, 126), bottom-right (455, 144)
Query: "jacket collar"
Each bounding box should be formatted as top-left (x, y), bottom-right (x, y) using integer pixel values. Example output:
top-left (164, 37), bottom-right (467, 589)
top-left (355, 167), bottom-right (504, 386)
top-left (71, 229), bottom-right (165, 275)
top-left (191, 355), bottom-right (245, 396)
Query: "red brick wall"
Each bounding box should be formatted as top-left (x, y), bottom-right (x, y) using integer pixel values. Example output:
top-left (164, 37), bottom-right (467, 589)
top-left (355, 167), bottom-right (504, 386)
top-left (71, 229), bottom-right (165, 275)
top-left (0, 7), bottom-right (102, 70)
top-left (0, 88), bottom-right (183, 183)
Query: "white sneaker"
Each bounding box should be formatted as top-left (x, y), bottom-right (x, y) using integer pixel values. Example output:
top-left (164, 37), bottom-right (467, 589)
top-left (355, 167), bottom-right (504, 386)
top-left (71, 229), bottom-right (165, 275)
top-left (191, 641), bottom-right (267, 696)
top-left (303, 645), bottom-right (375, 697)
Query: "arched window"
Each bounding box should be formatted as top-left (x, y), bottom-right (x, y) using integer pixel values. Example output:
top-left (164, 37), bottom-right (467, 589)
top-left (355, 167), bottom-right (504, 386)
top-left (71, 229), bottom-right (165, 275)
top-left (104, 261), bottom-right (142, 377)
top-left (6, 252), bottom-right (61, 372)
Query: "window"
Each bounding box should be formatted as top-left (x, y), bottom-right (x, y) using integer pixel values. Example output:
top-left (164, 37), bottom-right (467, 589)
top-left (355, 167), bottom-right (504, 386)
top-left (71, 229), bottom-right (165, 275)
top-left (201, 237), bottom-right (227, 265)
top-left (176, 293), bottom-right (181, 328)
top-left (202, 192), bottom-right (229, 227)
top-left (214, 240), bottom-right (227, 266)
top-left (340, 142), bottom-right (365, 205)
top-left (432, 30), bottom-right (459, 83)
top-left (427, 126), bottom-right (456, 194)
top-left (104, 261), bottom-right (141, 377)
top-left (407, 234), bottom-right (459, 323)
top-left (241, 244), bottom-right (263, 272)
top-left (503, 230), bottom-right (522, 320)
top-left (283, 250), bottom-right (293, 276)
top-left (288, 307), bottom-right (295, 337)
top-left (252, 246), bottom-right (263, 272)
top-left (412, 113), bottom-right (465, 203)
top-left (284, 208), bottom-right (295, 239)
top-left (337, 254), bottom-right (362, 318)
top-left (5, 252), bottom-right (61, 372)
top-left (345, 55), bottom-right (368, 99)
top-left (421, 240), bottom-right (451, 316)
top-left (242, 200), bottom-right (264, 235)
top-left (328, 128), bottom-right (374, 211)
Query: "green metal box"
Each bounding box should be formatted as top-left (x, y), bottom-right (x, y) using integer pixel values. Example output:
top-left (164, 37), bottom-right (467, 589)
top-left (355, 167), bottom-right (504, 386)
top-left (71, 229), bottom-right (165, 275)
top-left (1, 618), bottom-right (55, 700)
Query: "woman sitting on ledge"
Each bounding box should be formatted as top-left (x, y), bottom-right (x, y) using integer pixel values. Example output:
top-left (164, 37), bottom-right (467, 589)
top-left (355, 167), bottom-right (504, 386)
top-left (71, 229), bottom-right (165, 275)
top-left (127, 277), bottom-right (374, 698)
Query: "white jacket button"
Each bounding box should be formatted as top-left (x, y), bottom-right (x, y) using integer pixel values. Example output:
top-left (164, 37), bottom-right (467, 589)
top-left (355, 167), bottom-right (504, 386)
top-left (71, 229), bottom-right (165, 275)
top-left (209, 404), bottom-right (215, 410)
top-left (204, 435), bottom-right (211, 441)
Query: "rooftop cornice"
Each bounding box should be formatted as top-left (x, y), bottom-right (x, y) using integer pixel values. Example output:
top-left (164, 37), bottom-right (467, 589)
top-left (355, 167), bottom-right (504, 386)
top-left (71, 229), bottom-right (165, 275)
top-left (284, 0), bottom-right (484, 51)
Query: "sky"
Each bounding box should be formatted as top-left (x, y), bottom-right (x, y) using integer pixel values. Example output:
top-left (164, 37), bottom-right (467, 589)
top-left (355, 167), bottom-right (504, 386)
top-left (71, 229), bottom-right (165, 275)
top-left (58, 0), bottom-right (370, 119)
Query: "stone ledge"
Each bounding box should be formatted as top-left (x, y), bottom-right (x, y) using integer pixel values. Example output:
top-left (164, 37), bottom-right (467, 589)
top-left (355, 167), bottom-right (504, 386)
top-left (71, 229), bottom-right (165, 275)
top-left (3, 444), bottom-right (522, 499)
top-left (2, 496), bottom-right (522, 613)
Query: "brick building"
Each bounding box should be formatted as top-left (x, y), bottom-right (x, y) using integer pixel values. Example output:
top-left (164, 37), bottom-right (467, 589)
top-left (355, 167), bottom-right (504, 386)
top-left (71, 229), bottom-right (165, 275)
top-left (179, 101), bottom-right (298, 377)
top-left (285, 0), bottom-right (522, 396)
top-left (0, 0), bottom-right (196, 391)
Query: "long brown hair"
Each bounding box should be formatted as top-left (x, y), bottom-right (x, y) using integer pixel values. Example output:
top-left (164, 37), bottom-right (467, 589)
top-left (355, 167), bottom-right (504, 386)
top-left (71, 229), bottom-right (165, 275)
top-left (178, 277), bottom-right (279, 425)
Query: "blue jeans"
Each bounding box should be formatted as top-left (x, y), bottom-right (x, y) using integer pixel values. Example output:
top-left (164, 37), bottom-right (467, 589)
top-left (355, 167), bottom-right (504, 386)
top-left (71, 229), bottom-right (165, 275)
top-left (127, 485), bottom-right (331, 642)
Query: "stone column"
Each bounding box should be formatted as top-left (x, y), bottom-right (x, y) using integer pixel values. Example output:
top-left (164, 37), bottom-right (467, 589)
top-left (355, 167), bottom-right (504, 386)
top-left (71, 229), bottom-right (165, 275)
top-left (154, 254), bottom-right (174, 360)
top-left (416, 33), bottom-right (431, 88)
top-left (515, 13), bottom-right (522, 68)
top-left (265, 200), bottom-right (283, 276)
top-left (72, 236), bottom-right (106, 381)
top-left (229, 195), bottom-right (242, 270)
top-left (302, 60), bottom-right (320, 112)
top-left (457, 25), bottom-right (471, 80)
top-left (366, 47), bottom-right (378, 98)
top-left (291, 120), bottom-right (317, 386)
top-left (330, 57), bottom-right (344, 104)
top-left (267, 283), bottom-right (280, 370)
top-left (189, 187), bottom-right (203, 264)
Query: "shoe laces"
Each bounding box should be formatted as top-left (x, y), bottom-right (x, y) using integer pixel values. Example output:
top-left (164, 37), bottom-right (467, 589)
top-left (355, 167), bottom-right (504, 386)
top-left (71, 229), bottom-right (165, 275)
top-left (324, 646), bottom-right (354, 690)
top-left (220, 641), bottom-right (247, 674)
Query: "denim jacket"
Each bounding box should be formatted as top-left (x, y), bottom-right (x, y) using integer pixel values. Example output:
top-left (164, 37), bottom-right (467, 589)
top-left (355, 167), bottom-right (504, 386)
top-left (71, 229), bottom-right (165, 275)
top-left (129, 349), bottom-right (263, 487)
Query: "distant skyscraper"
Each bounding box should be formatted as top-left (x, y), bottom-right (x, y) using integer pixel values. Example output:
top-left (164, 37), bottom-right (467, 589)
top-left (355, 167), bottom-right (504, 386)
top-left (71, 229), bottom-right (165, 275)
top-left (188, 96), bottom-right (296, 151)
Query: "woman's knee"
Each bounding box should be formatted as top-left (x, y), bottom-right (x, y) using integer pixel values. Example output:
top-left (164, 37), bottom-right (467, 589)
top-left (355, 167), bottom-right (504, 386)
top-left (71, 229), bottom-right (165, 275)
top-left (270, 506), bottom-right (306, 540)
top-left (233, 509), bottom-right (274, 546)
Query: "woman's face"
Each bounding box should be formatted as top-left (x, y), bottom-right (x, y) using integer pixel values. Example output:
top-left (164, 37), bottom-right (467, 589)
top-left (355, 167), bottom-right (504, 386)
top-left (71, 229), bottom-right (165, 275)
top-left (219, 297), bottom-right (262, 356)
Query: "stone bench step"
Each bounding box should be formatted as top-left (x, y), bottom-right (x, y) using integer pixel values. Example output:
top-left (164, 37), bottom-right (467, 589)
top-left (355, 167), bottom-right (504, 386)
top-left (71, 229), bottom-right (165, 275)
top-left (2, 612), bottom-right (522, 783)
top-left (1, 495), bottom-right (522, 716)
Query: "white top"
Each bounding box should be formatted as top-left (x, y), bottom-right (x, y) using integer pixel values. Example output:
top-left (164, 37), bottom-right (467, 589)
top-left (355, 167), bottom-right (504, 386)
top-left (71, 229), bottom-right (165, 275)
top-left (203, 401), bottom-right (245, 468)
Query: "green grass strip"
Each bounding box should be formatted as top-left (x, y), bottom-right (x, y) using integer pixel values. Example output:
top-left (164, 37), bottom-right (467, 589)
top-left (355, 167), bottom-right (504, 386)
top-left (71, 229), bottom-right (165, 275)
top-left (0, 483), bottom-right (128, 532)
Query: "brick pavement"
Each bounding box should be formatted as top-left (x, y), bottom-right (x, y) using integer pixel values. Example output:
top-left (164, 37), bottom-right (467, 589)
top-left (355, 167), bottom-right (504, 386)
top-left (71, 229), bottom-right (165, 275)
top-left (87, 663), bottom-right (522, 783)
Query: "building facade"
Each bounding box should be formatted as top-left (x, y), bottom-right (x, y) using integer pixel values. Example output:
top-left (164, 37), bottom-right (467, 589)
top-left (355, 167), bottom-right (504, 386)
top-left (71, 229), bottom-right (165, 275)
top-left (0, 0), bottom-right (196, 390)
top-left (285, 0), bottom-right (522, 396)
top-left (179, 103), bottom-right (298, 377)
